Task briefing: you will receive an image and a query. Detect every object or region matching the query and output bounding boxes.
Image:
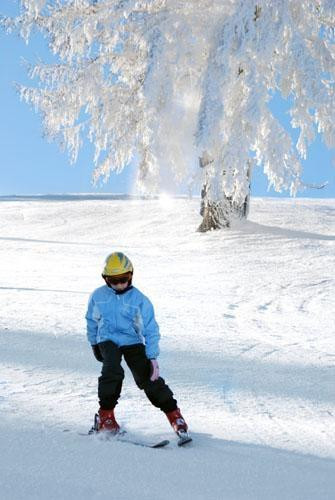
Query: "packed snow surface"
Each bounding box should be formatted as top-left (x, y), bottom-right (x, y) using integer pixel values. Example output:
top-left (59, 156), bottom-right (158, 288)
top-left (0, 195), bottom-right (334, 499)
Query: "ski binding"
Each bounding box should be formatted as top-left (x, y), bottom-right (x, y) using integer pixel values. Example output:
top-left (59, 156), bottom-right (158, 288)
top-left (176, 430), bottom-right (192, 446)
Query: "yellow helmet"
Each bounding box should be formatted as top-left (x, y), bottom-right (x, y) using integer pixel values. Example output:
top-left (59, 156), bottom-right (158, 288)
top-left (102, 252), bottom-right (133, 276)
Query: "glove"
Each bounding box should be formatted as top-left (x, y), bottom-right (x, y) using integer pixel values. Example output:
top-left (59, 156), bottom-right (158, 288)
top-left (150, 359), bottom-right (159, 381)
top-left (92, 344), bottom-right (103, 362)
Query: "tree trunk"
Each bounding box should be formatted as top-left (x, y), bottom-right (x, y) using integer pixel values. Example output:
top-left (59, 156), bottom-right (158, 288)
top-left (197, 156), bottom-right (250, 232)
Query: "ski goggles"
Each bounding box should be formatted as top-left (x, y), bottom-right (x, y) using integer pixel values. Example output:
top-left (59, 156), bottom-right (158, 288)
top-left (105, 275), bottom-right (130, 285)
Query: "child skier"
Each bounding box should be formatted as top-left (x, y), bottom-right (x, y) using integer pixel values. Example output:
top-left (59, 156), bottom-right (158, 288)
top-left (86, 252), bottom-right (189, 439)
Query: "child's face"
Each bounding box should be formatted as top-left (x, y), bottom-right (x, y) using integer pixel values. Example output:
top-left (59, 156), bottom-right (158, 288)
top-left (105, 272), bottom-right (132, 291)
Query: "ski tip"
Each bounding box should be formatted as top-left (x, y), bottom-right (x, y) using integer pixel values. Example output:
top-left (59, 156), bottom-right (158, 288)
top-left (151, 439), bottom-right (170, 448)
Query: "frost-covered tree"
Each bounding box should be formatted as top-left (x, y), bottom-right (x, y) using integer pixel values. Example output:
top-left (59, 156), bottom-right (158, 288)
top-left (3, 0), bottom-right (335, 230)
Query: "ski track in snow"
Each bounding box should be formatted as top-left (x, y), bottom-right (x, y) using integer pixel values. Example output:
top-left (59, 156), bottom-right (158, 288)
top-left (0, 196), bottom-right (334, 499)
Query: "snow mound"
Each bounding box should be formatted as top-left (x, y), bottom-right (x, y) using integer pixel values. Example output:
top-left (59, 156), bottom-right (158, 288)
top-left (0, 196), bottom-right (334, 499)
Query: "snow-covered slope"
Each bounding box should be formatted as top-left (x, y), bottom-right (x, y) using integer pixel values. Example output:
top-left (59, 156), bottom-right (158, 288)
top-left (0, 196), bottom-right (334, 499)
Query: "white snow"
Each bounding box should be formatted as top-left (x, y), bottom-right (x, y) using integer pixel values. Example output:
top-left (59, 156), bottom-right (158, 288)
top-left (0, 195), bottom-right (334, 499)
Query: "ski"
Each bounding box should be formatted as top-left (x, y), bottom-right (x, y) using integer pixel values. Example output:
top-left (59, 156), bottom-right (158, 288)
top-left (83, 422), bottom-right (170, 449)
top-left (85, 430), bottom-right (169, 449)
top-left (78, 414), bottom-right (191, 448)
top-left (116, 435), bottom-right (170, 449)
top-left (85, 429), bottom-right (192, 448)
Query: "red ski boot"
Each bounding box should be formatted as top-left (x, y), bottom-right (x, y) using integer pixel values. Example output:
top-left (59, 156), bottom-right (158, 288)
top-left (97, 408), bottom-right (120, 434)
top-left (166, 408), bottom-right (188, 433)
top-left (166, 408), bottom-right (191, 445)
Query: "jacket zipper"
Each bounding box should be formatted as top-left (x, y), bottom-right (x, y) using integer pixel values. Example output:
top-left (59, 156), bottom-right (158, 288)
top-left (115, 294), bottom-right (120, 331)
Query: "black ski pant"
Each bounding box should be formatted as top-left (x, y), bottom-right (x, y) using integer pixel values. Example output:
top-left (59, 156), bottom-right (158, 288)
top-left (97, 340), bottom-right (178, 413)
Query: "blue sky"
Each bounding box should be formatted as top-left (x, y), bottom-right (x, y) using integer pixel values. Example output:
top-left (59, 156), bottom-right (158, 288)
top-left (1, 1), bottom-right (334, 197)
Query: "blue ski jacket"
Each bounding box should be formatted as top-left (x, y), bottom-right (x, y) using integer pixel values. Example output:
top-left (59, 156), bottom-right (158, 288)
top-left (85, 285), bottom-right (160, 359)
